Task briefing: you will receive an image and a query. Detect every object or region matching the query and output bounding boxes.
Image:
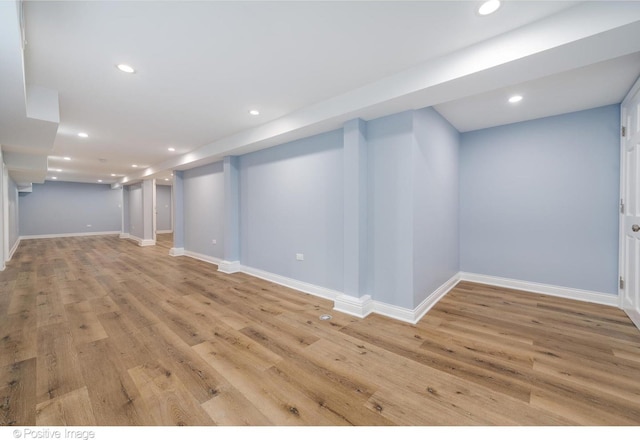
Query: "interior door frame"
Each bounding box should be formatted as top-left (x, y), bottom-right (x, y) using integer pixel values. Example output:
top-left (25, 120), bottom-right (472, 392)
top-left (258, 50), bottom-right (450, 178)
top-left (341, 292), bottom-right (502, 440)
top-left (619, 74), bottom-right (640, 330)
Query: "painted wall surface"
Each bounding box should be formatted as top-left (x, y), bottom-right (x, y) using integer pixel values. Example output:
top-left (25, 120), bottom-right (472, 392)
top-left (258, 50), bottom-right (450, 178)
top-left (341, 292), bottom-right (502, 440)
top-left (8, 177), bottom-right (19, 250)
top-left (18, 180), bottom-right (120, 237)
top-left (173, 171), bottom-right (184, 249)
top-left (128, 183), bottom-right (144, 239)
top-left (0, 159), bottom-right (5, 265)
top-left (239, 129), bottom-right (344, 292)
top-left (183, 162), bottom-right (224, 259)
top-left (366, 111), bottom-right (415, 308)
top-left (156, 184), bottom-right (172, 232)
top-left (412, 107), bottom-right (460, 307)
top-left (122, 185), bottom-right (130, 234)
top-left (460, 104), bottom-right (620, 295)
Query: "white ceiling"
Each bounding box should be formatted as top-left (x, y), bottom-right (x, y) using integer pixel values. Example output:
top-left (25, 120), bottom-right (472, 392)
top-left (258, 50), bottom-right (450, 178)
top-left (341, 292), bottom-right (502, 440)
top-left (1, 1), bottom-right (640, 186)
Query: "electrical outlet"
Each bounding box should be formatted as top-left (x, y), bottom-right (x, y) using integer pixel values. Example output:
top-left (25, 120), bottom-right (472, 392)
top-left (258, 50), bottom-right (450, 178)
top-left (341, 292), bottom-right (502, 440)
top-left (212, 239), bottom-right (217, 245)
top-left (296, 253), bottom-right (304, 261)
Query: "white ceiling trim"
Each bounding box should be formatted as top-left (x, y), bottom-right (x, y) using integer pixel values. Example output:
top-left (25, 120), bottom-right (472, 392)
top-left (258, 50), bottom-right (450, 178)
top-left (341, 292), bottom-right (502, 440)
top-left (120, 1), bottom-right (640, 185)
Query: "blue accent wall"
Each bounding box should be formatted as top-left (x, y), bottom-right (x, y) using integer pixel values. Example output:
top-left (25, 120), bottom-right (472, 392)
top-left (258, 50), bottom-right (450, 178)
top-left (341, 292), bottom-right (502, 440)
top-left (366, 111), bottom-right (415, 308)
top-left (460, 104), bottom-right (620, 295)
top-left (413, 107), bottom-right (460, 306)
top-left (8, 177), bottom-right (19, 249)
top-left (18, 180), bottom-right (121, 237)
top-left (122, 185), bottom-right (130, 234)
top-left (156, 184), bottom-right (172, 232)
top-left (183, 161), bottom-right (225, 258)
top-left (239, 129), bottom-right (344, 292)
top-left (128, 183), bottom-right (143, 240)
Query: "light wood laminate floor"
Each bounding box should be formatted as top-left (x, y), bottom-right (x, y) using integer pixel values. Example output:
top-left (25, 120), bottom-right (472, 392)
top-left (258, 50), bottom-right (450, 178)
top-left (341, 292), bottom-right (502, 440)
top-left (1, 235), bottom-right (639, 426)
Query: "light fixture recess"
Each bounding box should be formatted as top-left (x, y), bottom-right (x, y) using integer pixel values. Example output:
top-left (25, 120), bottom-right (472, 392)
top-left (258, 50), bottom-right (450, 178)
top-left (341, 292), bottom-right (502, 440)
top-left (52, 176), bottom-right (57, 180)
top-left (78, 132), bottom-right (88, 138)
top-left (508, 95), bottom-right (523, 103)
top-left (98, 180), bottom-right (103, 183)
top-left (111, 173), bottom-right (116, 177)
top-left (168, 147), bottom-right (175, 152)
top-left (132, 164), bottom-right (138, 168)
top-left (63, 157), bottom-right (71, 161)
top-left (478, 0), bottom-right (501, 16)
top-left (248, 109), bottom-right (260, 116)
top-left (117, 64), bottom-right (135, 73)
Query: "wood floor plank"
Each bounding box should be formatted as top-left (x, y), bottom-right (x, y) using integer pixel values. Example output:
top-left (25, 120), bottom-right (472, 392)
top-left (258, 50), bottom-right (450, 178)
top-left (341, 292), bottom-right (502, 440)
top-left (136, 323), bottom-right (227, 404)
top-left (36, 322), bottom-right (85, 403)
top-left (0, 312), bottom-right (37, 368)
top-left (192, 342), bottom-right (349, 425)
top-left (64, 301), bottom-right (108, 346)
top-left (0, 358), bottom-right (36, 426)
top-left (127, 362), bottom-right (214, 426)
top-left (1, 235), bottom-right (639, 425)
top-left (201, 383), bottom-right (272, 426)
top-left (35, 387), bottom-right (96, 426)
top-left (76, 339), bottom-right (154, 426)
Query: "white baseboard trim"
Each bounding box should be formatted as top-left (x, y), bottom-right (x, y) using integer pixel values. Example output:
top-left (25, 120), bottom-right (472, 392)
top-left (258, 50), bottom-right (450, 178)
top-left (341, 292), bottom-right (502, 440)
top-left (178, 250), bottom-right (341, 300)
top-left (119, 233), bottom-right (130, 239)
top-left (218, 260), bottom-right (241, 274)
top-left (240, 265), bottom-right (342, 301)
top-left (368, 273), bottom-right (461, 324)
top-left (184, 250), bottom-right (222, 267)
top-left (169, 247), bottom-right (185, 257)
top-left (334, 294), bottom-right (374, 318)
top-left (157, 230), bottom-right (173, 234)
top-left (8, 238), bottom-right (20, 261)
top-left (122, 235), bottom-right (155, 247)
top-left (411, 273), bottom-right (462, 323)
top-left (20, 231), bottom-right (121, 240)
top-left (459, 272), bottom-right (618, 307)
top-left (624, 308), bottom-right (640, 330)
top-left (173, 251), bottom-right (622, 324)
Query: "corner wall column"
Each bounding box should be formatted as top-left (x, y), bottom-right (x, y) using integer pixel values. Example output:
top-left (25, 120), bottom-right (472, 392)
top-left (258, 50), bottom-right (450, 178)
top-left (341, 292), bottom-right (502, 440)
top-left (335, 118), bottom-right (373, 317)
top-left (219, 156), bottom-right (241, 273)
top-left (170, 171), bottom-right (185, 256)
top-left (139, 179), bottom-right (156, 246)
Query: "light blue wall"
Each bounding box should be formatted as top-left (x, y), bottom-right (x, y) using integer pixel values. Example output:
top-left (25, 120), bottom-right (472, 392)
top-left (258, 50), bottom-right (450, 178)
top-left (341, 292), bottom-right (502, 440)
top-left (460, 104), bottom-right (620, 295)
top-left (8, 177), bottom-right (19, 249)
top-left (412, 107), bottom-right (460, 306)
top-left (156, 184), bottom-right (172, 232)
top-left (366, 111), bottom-right (415, 308)
top-left (173, 171), bottom-right (184, 249)
top-left (128, 183), bottom-right (144, 239)
top-left (239, 130), bottom-right (344, 292)
top-left (183, 162), bottom-right (224, 258)
top-left (122, 185), bottom-right (130, 234)
top-left (18, 180), bottom-right (121, 237)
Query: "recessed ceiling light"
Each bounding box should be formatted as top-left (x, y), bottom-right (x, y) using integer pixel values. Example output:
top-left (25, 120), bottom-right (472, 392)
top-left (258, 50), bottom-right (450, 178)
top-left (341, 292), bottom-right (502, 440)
top-left (478, 0), bottom-right (501, 16)
top-left (132, 164), bottom-right (138, 168)
top-left (248, 109), bottom-right (260, 116)
top-left (508, 95), bottom-right (523, 103)
top-left (63, 157), bottom-right (71, 161)
top-left (98, 179), bottom-right (103, 183)
top-left (164, 178), bottom-right (169, 181)
top-left (168, 147), bottom-right (175, 152)
top-left (78, 132), bottom-right (88, 138)
top-left (117, 64), bottom-right (135, 73)
top-left (52, 176), bottom-right (57, 180)
top-left (111, 173), bottom-right (116, 177)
